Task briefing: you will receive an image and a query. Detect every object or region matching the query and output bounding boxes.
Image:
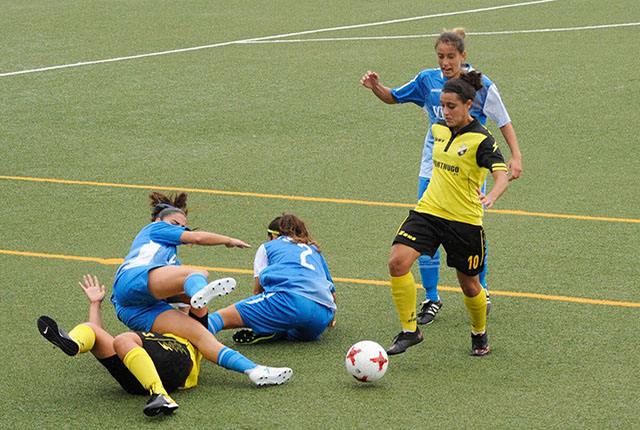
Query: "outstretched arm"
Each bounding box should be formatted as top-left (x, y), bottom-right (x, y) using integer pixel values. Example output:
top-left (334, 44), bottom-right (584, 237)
top-left (361, 71), bottom-right (397, 104)
top-left (78, 274), bottom-right (106, 328)
top-left (180, 230), bottom-right (251, 248)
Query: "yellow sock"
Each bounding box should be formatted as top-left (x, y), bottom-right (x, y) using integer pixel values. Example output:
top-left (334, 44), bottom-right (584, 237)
top-left (390, 272), bottom-right (418, 332)
top-left (123, 347), bottom-right (167, 395)
top-left (68, 324), bottom-right (95, 354)
top-left (463, 289), bottom-right (487, 334)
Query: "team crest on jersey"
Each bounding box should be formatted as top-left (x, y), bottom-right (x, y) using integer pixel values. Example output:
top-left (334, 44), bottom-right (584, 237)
top-left (457, 145), bottom-right (468, 156)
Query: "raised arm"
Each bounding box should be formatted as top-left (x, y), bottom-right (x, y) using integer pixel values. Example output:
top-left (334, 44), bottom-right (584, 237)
top-left (180, 230), bottom-right (251, 248)
top-left (78, 274), bottom-right (106, 328)
top-left (361, 71), bottom-right (397, 104)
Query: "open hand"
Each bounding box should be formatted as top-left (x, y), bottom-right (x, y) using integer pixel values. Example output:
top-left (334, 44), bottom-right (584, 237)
top-left (79, 274), bottom-right (105, 303)
top-left (226, 238), bottom-right (252, 248)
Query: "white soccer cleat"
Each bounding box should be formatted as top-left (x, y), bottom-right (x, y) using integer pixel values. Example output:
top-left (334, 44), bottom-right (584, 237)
top-left (190, 277), bottom-right (236, 309)
top-left (247, 365), bottom-right (293, 386)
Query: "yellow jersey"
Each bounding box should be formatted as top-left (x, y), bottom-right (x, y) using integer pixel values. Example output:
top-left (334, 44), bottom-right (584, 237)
top-left (415, 119), bottom-right (507, 226)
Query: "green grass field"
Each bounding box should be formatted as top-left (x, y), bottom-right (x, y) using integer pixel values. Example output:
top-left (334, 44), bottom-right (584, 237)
top-left (2, 0), bottom-right (639, 428)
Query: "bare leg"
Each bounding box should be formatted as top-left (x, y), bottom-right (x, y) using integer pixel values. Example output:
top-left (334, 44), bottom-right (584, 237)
top-left (113, 332), bottom-right (144, 360)
top-left (81, 322), bottom-right (117, 359)
top-left (388, 243), bottom-right (421, 277)
top-left (456, 271), bottom-right (482, 297)
top-left (151, 309), bottom-right (226, 363)
top-left (214, 304), bottom-right (245, 330)
top-left (147, 266), bottom-right (209, 300)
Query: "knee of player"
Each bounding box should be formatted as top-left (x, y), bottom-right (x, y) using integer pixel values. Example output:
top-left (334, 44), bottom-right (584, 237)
top-left (388, 255), bottom-right (411, 277)
top-left (81, 322), bottom-right (99, 332)
top-left (113, 332), bottom-right (142, 358)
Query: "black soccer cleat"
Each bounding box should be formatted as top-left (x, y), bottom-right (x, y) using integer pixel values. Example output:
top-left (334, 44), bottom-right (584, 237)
top-left (143, 393), bottom-right (179, 417)
top-left (37, 315), bottom-right (79, 356)
top-left (416, 300), bottom-right (443, 325)
top-left (471, 332), bottom-right (490, 356)
top-left (386, 328), bottom-right (423, 355)
top-left (232, 329), bottom-right (277, 345)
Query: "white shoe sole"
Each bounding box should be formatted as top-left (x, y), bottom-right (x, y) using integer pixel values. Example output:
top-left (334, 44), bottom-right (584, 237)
top-left (251, 367), bottom-right (293, 386)
top-left (190, 277), bottom-right (236, 309)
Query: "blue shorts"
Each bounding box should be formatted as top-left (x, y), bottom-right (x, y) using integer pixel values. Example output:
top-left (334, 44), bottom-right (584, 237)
top-left (115, 301), bottom-right (174, 332)
top-left (112, 264), bottom-right (171, 331)
top-left (113, 265), bottom-right (164, 307)
top-left (235, 291), bottom-right (334, 341)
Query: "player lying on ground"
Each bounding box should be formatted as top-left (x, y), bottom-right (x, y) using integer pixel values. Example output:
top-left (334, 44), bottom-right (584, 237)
top-left (39, 275), bottom-right (291, 417)
top-left (208, 214), bottom-right (337, 344)
top-left (110, 192), bottom-right (290, 385)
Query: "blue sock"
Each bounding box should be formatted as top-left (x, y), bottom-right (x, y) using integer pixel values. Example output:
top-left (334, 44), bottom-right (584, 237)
top-left (184, 273), bottom-right (208, 297)
top-left (480, 249), bottom-right (488, 291)
top-left (479, 179), bottom-right (489, 292)
top-left (216, 347), bottom-right (257, 373)
top-left (418, 249), bottom-right (440, 302)
top-left (208, 312), bottom-right (224, 335)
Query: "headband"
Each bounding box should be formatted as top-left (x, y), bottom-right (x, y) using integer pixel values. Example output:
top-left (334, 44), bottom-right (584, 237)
top-left (267, 229), bottom-right (280, 235)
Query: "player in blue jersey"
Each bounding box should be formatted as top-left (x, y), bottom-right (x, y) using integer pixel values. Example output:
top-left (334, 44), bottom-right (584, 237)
top-left (111, 192), bottom-right (293, 387)
top-left (361, 28), bottom-right (522, 324)
top-left (207, 214), bottom-right (337, 344)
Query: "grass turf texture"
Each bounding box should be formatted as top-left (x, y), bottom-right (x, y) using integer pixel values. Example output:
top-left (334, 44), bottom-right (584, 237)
top-left (2, 0), bottom-right (640, 428)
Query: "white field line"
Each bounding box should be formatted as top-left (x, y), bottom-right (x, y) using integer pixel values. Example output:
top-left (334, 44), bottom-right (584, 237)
top-left (242, 22), bottom-right (640, 44)
top-left (0, 0), bottom-right (554, 77)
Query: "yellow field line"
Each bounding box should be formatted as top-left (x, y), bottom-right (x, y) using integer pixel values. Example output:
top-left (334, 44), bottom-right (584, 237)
top-left (2, 174), bottom-right (639, 224)
top-left (2, 248), bottom-right (639, 308)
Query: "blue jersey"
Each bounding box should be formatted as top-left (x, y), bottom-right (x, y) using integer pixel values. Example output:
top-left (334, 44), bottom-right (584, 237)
top-left (255, 236), bottom-right (336, 310)
top-left (114, 221), bottom-right (187, 283)
top-left (391, 65), bottom-right (510, 178)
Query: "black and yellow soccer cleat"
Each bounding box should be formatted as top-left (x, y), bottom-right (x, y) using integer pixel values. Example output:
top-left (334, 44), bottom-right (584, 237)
top-left (37, 316), bottom-right (79, 356)
top-left (232, 329), bottom-right (276, 345)
top-left (143, 393), bottom-right (179, 417)
top-left (471, 332), bottom-right (490, 356)
top-left (386, 328), bottom-right (423, 355)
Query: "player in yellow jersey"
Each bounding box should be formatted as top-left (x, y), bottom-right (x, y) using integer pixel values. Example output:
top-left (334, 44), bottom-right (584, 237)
top-left (38, 274), bottom-right (202, 416)
top-left (386, 70), bottom-right (509, 356)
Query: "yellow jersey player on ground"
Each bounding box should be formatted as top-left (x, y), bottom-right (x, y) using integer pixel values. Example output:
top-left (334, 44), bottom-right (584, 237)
top-left (38, 275), bottom-right (205, 416)
top-left (386, 70), bottom-right (509, 356)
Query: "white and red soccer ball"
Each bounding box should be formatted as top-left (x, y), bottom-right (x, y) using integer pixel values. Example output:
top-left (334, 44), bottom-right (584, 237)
top-left (345, 340), bottom-right (389, 382)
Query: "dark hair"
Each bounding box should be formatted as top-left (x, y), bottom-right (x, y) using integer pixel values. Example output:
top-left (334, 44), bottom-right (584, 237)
top-left (268, 213), bottom-right (320, 251)
top-left (149, 191), bottom-right (188, 222)
top-left (442, 70), bottom-right (483, 102)
top-left (435, 27), bottom-right (466, 53)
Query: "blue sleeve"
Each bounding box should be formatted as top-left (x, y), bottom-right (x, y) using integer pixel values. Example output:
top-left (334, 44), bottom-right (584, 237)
top-left (319, 255), bottom-right (335, 293)
top-left (149, 222), bottom-right (187, 246)
top-left (390, 72), bottom-right (428, 106)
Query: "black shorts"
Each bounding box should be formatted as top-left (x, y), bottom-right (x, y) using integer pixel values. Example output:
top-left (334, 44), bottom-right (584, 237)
top-left (393, 210), bottom-right (486, 276)
top-left (97, 332), bottom-right (193, 395)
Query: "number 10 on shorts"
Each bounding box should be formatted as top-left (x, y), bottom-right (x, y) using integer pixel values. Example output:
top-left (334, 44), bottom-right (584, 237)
top-left (467, 254), bottom-right (480, 270)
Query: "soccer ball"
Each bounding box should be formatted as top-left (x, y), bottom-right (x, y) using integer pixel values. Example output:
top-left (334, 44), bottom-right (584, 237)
top-left (345, 340), bottom-right (389, 382)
